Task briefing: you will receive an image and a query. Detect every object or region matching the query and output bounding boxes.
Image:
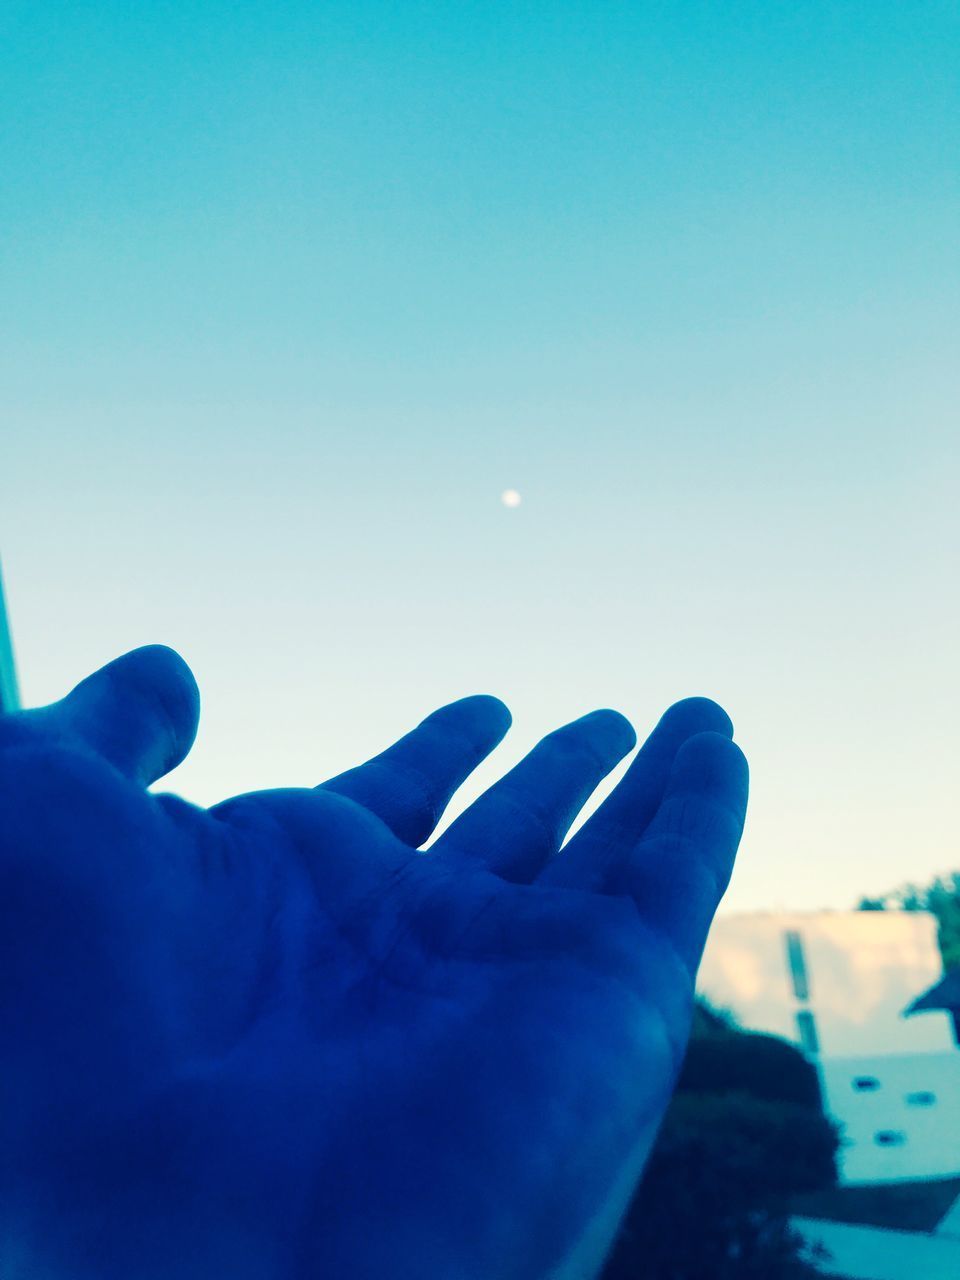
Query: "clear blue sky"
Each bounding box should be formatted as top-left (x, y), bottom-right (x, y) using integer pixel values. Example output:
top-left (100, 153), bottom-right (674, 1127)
top-left (2, 1), bottom-right (958, 911)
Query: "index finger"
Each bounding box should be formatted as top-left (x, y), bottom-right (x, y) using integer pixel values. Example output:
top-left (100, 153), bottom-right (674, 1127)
top-left (319, 695), bottom-right (512, 846)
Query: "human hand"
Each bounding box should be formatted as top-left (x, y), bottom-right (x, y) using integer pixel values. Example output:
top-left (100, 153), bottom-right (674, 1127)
top-left (0, 646), bottom-right (747, 1279)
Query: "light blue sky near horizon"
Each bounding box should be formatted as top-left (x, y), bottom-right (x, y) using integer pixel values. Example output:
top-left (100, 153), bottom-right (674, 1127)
top-left (2, 1), bottom-right (958, 912)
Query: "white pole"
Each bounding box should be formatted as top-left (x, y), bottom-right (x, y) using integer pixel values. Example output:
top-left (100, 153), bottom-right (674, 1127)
top-left (0, 557), bottom-right (21, 714)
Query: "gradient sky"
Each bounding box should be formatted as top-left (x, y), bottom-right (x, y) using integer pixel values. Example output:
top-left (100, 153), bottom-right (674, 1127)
top-left (2, 1), bottom-right (958, 912)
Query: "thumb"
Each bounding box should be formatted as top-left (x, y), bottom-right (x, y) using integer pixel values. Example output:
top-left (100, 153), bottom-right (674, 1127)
top-left (47, 645), bottom-right (200, 786)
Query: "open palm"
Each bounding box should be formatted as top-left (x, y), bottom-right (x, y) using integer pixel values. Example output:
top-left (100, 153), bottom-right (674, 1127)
top-left (0, 646), bottom-right (747, 1280)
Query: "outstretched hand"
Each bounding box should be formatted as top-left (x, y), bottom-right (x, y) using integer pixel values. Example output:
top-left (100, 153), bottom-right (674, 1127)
top-left (0, 647), bottom-right (747, 1280)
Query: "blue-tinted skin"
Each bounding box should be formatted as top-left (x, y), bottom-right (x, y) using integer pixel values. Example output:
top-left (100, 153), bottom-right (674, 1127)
top-left (0, 646), bottom-right (747, 1279)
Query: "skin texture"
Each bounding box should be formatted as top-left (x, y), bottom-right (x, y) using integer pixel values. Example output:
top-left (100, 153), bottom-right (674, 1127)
top-left (0, 646), bottom-right (748, 1279)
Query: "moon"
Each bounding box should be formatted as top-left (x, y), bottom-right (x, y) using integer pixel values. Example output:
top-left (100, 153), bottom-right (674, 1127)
top-left (500, 489), bottom-right (522, 508)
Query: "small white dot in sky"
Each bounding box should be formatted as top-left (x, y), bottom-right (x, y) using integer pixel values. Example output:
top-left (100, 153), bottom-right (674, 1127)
top-left (500, 489), bottom-right (522, 508)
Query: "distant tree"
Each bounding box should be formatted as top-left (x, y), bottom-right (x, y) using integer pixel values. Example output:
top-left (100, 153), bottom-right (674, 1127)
top-left (927, 876), bottom-right (960, 971)
top-left (602, 1003), bottom-right (838, 1280)
top-left (857, 872), bottom-right (960, 971)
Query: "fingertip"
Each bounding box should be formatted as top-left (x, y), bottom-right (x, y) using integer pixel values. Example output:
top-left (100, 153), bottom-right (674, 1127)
top-left (424, 694), bottom-right (513, 747)
top-left (107, 645), bottom-right (201, 754)
top-left (466, 693), bottom-right (513, 732)
top-left (659, 697), bottom-right (734, 741)
top-left (579, 708), bottom-right (637, 756)
top-left (65, 645), bottom-right (201, 783)
top-left (669, 730), bottom-right (749, 805)
top-left (124, 644), bottom-right (200, 719)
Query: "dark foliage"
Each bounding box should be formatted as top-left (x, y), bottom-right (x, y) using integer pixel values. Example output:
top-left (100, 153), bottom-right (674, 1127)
top-left (602, 1011), bottom-right (839, 1280)
top-left (690, 996), bottom-right (738, 1038)
top-left (678, 1031), bottom-right (822, 1110)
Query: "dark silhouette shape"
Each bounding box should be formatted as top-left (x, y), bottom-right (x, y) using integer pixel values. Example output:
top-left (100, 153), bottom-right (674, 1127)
top-left (679, 1029), bottom-right (824, 1110)
top-left (906, 969), bottom-right (960, 1046)
top-left (0, 646), bottom-right (747, 1278)
top-left (906, 969), bottom-right (960, 1017)
top-left (603, 1016), bottom-right (837, 1279)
